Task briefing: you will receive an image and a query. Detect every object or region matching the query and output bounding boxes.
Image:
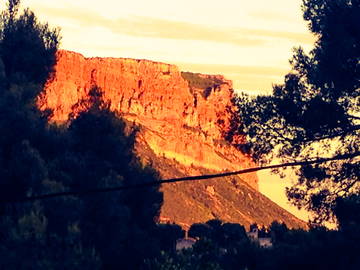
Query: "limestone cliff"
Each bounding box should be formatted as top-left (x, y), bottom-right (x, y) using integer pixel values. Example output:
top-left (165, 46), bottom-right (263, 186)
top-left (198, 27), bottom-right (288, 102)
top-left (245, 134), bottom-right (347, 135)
top-left (39, 50), bottom-right (305, 229)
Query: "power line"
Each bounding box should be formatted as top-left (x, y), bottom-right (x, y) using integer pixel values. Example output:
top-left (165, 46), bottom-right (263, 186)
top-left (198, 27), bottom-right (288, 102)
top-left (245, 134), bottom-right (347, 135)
top-left (1, 151), bottom-right (359, 204)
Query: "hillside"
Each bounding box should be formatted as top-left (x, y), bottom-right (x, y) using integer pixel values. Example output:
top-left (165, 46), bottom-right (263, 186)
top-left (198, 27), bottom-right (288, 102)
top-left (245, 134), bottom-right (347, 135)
top-left (39, 50), bottom-right (306, 229)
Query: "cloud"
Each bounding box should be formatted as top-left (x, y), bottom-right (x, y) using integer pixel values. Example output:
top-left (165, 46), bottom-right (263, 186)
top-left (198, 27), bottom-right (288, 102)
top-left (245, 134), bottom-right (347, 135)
top-left (176, 62), bottom-right (288, 77)
top-left (35, 5), bottom-right (313, 47)
top-left (249, 10), bottom-right (298, 23)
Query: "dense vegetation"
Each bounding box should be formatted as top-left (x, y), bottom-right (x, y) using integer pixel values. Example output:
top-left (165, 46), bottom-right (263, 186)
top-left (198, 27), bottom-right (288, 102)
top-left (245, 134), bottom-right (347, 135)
top-left (181, 72), bottom-right (222, 99)
top-left (0, 0), bottom-right (359, 269)
top-left (234, 0), bottom-right (360, 224)
top-left (0, 1), bottom-right (168, 268)
top-left (148, 219), bottom-right (360, 270)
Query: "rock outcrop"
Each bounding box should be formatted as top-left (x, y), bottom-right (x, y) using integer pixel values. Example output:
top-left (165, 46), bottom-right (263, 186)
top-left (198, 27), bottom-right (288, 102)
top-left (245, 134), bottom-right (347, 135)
top-left (40, 50), bottom-right (258, 187)
top-left (39, 50), bottom-right (305, 229)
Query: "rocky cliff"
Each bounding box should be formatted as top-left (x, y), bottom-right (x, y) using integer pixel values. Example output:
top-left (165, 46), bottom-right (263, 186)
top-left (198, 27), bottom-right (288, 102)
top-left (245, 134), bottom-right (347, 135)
top-left (39, 50), bottom-right (305, 229)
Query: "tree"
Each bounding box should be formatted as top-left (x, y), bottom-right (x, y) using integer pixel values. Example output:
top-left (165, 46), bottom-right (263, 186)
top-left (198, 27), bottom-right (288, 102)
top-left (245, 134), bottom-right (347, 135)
top-left (189, 219), bottom-right (247, 249)
top-left (146, 239), bottom-right (224, 270)
top-left (334, 194), bottom-right (360, 232)
top-left (235, 0), bottom-right (360, 224)
top-left (62, 87), bottom-right (164, 269)
top-left (0, 0), bottom-right (60, 85)
top-left (0, 2), bottom-right (100, 268)
top-left (0, 0), bottom-right (60, 207)
top-left (269, 221), bottom-right (289, 244)
top-left (156, 223), bottom-right (185, 252)
top-left (0, 1), bottom-right (164, 268)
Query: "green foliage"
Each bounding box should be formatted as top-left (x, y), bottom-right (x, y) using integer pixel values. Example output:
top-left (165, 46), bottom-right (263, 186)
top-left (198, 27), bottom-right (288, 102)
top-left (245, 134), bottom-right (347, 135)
top-left (0, 1), bottom-right (164, 268)
top-left (181, 72), bottom-right (215, 89)
top-left (57, 87), bottom-right (164, 269)
top-left (156, 223), bottom-right (185, 252)
top-left (146, 240), bottom-right (224, 270)
top-left (181, 72), bottom-right (222, 99)
top-left (0, 0), bottom-right (60, 85)
top-left (334, 194), bottom-right (360, 232)
top-left (189, 220), bottom-right (248, 252)
top-left (0, 83), bottom-right (164, 268)
top-left (234, 0), bottom-right (360, 224)
top-left (2, 1), bottom-right (359, 268)
top-left (149, 218), bottom-right (360, 270)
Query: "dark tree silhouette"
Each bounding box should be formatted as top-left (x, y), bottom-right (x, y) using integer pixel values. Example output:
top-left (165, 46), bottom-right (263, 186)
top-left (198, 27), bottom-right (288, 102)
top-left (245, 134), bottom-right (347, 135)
top-left (334, 194), bottom-right (360, 232)
top-left (0, 1), bottom-right (163, 268)
top-left (63, 87), bottom-right (164, 269)
top-left (1, 0), bottom-right (60, 85)
top-left (234, 0), bottom-right (360, 224)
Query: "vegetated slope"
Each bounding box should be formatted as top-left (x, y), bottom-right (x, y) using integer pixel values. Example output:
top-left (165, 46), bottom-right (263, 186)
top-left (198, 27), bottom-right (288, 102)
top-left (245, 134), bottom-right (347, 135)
top-left (39, 50), bottom-right (306, 229)
top-left (135, 128), bottom-right (305, 229)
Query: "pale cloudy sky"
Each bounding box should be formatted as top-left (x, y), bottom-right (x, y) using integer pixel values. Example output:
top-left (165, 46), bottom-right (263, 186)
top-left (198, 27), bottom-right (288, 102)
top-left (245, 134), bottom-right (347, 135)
top-left (16, 0), bottom-right (315, 94)
top-left (7, 0), bottom-right (313, 221)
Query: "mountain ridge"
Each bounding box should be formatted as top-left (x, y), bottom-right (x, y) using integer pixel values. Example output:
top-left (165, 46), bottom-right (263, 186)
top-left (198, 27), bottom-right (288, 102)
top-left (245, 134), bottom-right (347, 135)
top-left (39, 50), bottom-right (306, 229)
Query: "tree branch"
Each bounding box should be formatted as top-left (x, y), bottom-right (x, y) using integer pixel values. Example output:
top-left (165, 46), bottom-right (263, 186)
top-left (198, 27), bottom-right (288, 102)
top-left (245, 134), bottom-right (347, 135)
top-left (304, 125), bottom-right (360, 143)
top-left (347, 114), bottom-right (360, 120)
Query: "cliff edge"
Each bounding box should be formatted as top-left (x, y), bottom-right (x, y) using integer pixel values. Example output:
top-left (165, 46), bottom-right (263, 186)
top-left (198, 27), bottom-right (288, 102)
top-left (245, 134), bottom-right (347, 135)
top-left (39, 50), bottom-right (305, 229)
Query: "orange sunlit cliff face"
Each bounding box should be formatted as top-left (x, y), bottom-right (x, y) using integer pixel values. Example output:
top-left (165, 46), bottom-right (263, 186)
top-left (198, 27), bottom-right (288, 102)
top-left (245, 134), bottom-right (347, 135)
top-left (38, 50), bottom-right (305, 228)
top-left (40, 50), bottom-right (256, 182)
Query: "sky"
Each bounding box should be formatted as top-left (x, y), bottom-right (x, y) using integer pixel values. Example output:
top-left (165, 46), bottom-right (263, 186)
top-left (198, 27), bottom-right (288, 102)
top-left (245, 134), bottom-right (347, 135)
top-left (8, 0), bottom-right (314, 221)
top-left (17, 0), bottom-right (315, 94)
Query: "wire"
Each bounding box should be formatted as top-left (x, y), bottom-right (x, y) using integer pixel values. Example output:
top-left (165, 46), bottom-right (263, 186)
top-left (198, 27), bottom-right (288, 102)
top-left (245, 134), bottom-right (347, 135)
top-left (1, 151), bottom-right (359, 204)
